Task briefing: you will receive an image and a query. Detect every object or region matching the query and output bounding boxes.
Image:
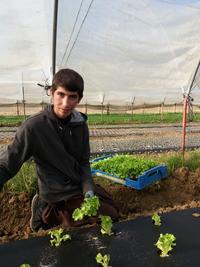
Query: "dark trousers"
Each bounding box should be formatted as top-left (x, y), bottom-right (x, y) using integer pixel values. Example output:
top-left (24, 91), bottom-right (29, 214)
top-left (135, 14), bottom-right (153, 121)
top-left (42, 184), bottom-right (119, 229)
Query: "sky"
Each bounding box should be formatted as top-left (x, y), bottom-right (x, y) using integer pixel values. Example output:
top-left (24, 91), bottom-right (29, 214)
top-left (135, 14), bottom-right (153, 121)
top-left (0, 0), bottom-right (200, 104)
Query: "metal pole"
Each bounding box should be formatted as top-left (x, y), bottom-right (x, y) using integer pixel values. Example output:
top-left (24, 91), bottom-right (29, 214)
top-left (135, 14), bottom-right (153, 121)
top-left (186, 60), bottom-right (200, 96)
top-left (94, 172), bottom-right (125, 185)
top-left (52, 0), bottom-right (59, 76)
top-left (181, 60), bottom-right (200, 158)
top-left (181, 95), bottom-right (188, 158)
top-left (131, 96), bottom-right (135, 118)
top-left (161, 97), bottom-right (165, 121)
top-left (22, 73), bottom-right (26, 120)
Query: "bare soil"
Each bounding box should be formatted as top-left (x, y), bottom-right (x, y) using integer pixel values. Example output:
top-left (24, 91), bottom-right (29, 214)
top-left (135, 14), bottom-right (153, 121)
top-left (1, 167), bottom-right (200, 244)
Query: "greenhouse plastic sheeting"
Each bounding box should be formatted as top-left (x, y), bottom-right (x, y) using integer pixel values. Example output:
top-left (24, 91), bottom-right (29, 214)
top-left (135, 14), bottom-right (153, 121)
top-left (0, 208), bottom-right (200, 267)
top-left (1, 1), bottom-right (200, 104)
top-left (57, 0), bottom-right (200, 104)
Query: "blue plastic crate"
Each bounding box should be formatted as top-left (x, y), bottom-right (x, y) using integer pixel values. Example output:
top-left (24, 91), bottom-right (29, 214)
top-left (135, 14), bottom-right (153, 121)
top-left (91, 156), bottom-right (168, 190)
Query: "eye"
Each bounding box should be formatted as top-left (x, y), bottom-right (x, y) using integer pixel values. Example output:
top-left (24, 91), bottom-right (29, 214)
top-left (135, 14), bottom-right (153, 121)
top-left (58, 92), bottom-right (65, 97)
top-left (69, 95), bottom-right (78, 100)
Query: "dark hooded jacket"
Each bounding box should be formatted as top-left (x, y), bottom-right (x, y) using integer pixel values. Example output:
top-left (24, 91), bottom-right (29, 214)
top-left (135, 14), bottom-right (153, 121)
top-left (0, 106), bottom-right (94, 202)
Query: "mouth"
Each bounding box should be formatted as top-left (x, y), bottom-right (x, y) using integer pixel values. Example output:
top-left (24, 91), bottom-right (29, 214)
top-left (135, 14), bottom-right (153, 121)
top-left (61, 108), bottom-right (71, 112)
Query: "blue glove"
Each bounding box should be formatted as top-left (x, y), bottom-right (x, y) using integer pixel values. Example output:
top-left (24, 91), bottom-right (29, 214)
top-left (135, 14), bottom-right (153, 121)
top-left (84, 190), bottom-right (94, 198)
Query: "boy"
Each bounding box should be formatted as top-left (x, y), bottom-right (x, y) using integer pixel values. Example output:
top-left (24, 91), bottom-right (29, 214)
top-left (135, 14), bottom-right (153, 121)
top-left (0, 69), bottom-right (118, 231)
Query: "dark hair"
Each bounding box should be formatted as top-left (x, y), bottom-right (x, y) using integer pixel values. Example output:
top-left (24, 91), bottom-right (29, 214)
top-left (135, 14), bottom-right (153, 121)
top-left (52, 69), bottom-right (84, 99)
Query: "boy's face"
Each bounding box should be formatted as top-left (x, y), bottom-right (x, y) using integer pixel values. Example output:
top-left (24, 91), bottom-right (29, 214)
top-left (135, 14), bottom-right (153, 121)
top-left (50, 86), bottom-right (80, 119)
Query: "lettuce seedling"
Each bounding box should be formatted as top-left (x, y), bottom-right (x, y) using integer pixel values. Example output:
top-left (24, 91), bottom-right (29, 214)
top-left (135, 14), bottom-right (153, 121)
top-left (72, 195), bottom-right (100, 221)
top-left (99, 215), bottom-right (113, 236)
top-left (96, 253), bottom-right (111, 267)
top-left (155, 233), bottom-right (176, 257)
top-left (48, 228), bottom-right (71, 247)
top-left (152, 213), bottom-right (161, 226)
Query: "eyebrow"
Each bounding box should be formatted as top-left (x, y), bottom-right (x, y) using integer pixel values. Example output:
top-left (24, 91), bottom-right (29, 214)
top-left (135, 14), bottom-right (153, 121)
top-left (57, 90), bottom-right (78, 95)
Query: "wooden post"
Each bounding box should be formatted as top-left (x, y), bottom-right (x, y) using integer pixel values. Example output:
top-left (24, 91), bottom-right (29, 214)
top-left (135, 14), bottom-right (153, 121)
top-left (131, 97), bottom-right (135, 118)
top-left (22, 73), bottom-right (26, 120)
top-left (106, 103), bottom-right (110, 115)
top-left (100, 93), bottom-right (105, 121)
top-left (101, 103), bottom-right (104, 116)
top-left (131, 103), bottom-right (133, 117)
top-left (143, 102), bottom-right (145, 114)
top-left (174, 103), bottom-right (177, 113)
top-left (22, 100), bottom-right (26, 119)
top-left (159, 103), bottom-right (162, 115)
top-left (161, 102), bottom-right (164, 121)
top-left (126, 104), bottom-right (129, 114)
top-left (85, 103), bottom-right (87, 114)
top-left (16, 100), bottom-right (19, 115)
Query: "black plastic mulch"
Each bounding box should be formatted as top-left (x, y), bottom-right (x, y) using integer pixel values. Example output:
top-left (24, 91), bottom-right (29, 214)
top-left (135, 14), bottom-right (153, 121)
top-left (0, 208), bottom-right (200, 267)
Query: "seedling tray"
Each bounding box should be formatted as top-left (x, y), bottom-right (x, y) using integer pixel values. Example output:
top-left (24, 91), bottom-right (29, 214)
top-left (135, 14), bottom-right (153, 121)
top-left (91, 156), bottom-right (168, 190)
top-left (1, 208), bottom-right (200, 267)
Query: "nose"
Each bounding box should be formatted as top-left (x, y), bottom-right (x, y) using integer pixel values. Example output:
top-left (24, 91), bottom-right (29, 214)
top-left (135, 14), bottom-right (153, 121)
top-left (62, 96), bottom-right (70, 107)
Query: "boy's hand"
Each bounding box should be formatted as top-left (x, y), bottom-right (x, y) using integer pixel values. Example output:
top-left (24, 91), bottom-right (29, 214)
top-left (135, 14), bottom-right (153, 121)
top-left (84, 190), bottom-right (94, 198)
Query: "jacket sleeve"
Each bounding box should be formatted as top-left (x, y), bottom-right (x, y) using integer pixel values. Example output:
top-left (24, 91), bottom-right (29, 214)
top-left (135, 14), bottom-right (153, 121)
top-left (79, 124), bottom-right (95, 195)
top-left (0, 123), bottom-right (32, 187)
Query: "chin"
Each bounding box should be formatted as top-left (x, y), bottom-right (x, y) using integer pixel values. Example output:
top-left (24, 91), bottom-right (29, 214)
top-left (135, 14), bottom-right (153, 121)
top-left (61, 112), bottom-right (71, 118)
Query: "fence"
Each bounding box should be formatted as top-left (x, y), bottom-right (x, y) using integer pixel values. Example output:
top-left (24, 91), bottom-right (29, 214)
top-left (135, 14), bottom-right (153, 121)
top-left (0, 102), bottom-right (48, 116)
top-left (77, 102), bottom-right (185, 115)
top-left (1, 101), bottom-right (200, 116)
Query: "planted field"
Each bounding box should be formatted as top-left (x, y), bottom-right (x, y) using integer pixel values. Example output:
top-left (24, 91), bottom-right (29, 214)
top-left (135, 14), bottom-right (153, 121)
top-left (0, 115), bottom-right (25, 126)
top-left (0, 112), bottom-right (199, 126)
top-left (88, 113), bottom-right (184, 125)
top-left (1, 151), bottom-right (200, 245)
top-left (1, 123), bottom-right (200, 266)
top-left (1, 209), bottom-right (200, 267)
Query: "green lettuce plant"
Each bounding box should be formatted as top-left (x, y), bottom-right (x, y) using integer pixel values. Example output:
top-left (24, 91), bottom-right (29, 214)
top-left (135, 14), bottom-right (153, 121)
top-left (48, 228), bottom-right (71, 247)
top-left (99, 215), bottom-right (113, 236)
top-left (152, 213), bottom-right (161, 226)
top-left (96, 253), bottom-right (111, 267)
top-left (72, 195), bottom-right (100, 221)
top-left (155, 233), bottom-right (176, 257)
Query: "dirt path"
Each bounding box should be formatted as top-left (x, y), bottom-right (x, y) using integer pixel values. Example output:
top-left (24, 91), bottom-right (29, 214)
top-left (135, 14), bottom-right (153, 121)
top-left (1, 167), bottom-right (200, 244)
